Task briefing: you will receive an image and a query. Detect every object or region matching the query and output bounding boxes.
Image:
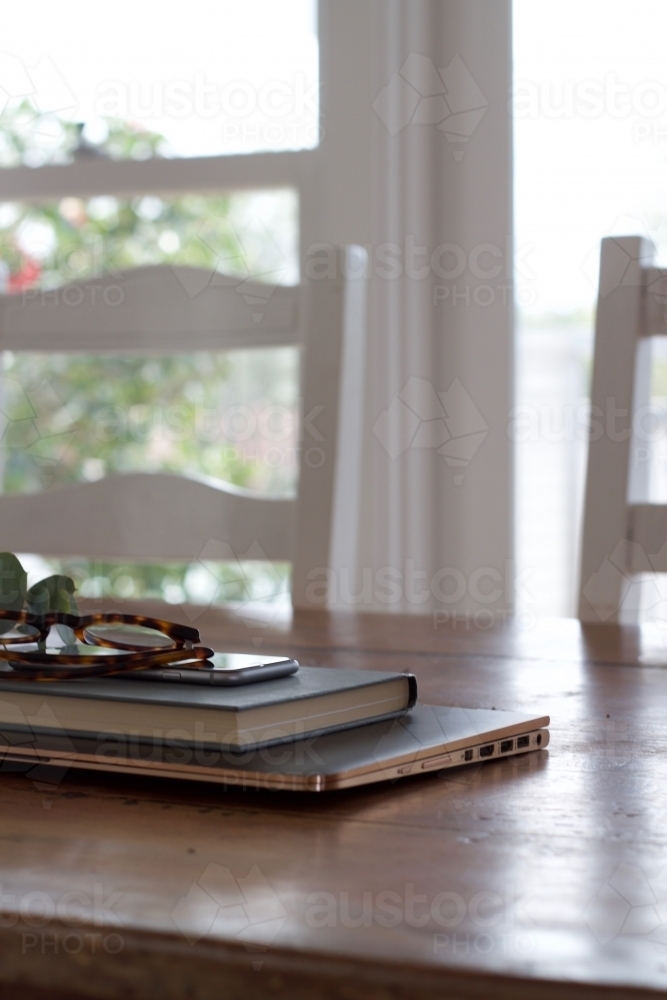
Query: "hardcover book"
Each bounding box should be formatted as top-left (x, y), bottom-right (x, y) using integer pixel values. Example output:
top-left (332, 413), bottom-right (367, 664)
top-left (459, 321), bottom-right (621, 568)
top-left (0, 666), bottom-right (418, 751)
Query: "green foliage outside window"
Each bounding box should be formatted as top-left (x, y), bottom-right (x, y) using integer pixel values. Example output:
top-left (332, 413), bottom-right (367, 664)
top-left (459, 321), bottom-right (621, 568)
top-left (0, 104), bottom-right (295, 609)
top-left (0, 101), bottom-right (169, 169)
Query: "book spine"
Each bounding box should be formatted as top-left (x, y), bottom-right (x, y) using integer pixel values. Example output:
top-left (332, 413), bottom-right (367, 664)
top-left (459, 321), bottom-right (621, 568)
top-left (405, 674), bottom-right (418, 709)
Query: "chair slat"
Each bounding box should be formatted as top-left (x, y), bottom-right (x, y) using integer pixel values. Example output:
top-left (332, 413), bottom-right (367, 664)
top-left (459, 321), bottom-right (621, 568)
top-left (0, 266), bottom-right (300, 352)
top-left (0, 473), bottom-right (295, 562)
top-left (0, 251), bottom-right (367, 610)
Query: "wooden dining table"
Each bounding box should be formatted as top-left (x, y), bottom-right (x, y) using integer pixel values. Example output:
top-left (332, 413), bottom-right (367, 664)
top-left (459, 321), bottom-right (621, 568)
top-left (1, 605), bottom-right (667, 1000)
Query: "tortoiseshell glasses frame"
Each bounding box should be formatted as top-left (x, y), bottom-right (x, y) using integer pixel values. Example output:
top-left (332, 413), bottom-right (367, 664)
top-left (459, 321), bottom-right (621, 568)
top-left (0, 610), bottom-right (213, 681)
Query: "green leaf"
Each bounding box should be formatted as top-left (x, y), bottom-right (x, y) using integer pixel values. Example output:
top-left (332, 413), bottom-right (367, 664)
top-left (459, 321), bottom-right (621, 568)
top-left (0, 552), bottom-right (27, 614)
top-left (26, 575), bottom-right (78, 616)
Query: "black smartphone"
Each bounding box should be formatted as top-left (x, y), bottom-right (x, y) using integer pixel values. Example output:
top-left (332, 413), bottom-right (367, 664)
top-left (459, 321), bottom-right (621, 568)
top-left (127, 652), bottom-right (299, 686)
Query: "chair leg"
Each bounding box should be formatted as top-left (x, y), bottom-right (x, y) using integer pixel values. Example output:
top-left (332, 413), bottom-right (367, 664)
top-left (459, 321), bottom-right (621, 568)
top-left (579, 236), bottom-right (654, 623)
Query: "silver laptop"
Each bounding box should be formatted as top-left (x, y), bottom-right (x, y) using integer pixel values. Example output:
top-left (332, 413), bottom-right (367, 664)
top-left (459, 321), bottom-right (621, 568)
top-left (0, 704), bottom-right (549, 792)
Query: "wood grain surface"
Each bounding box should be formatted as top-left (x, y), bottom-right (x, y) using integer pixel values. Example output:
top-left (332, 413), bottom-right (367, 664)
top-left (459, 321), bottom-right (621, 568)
top-left (1, 606), bottom-right (667, 1000)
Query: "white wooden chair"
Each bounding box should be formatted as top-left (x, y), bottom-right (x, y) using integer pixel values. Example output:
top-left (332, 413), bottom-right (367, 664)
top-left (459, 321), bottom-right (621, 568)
top-left (579, 235), bottom-right (667, 622)
top-left (0, 246), bottom-right (367, 610)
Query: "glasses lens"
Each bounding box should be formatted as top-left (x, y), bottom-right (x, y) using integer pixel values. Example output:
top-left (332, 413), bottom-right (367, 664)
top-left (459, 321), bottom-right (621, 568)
top-left (83, 624), bottom-right (176, 650)
top-left (0, 622), bottom-right (41, 643)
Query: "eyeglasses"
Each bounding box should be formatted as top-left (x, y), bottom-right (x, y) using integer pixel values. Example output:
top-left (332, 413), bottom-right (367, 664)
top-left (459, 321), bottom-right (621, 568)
top-left (0, 611), bottom-right (213, 681)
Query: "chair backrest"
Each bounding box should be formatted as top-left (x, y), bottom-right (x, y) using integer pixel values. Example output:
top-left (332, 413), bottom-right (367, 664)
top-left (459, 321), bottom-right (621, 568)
top-left (0, 247), bottom-right (368, 610)
top-left (579, 235), bottom-right (667, 622)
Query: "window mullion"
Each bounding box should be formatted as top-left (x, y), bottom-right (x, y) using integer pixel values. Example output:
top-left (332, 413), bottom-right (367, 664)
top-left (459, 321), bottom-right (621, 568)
top-left (0, 149), bottom-right (319, 202)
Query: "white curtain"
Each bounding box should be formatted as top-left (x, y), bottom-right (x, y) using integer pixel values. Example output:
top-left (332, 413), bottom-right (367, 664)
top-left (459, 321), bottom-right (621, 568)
top-left (313, 0), bottom-right (513, 615)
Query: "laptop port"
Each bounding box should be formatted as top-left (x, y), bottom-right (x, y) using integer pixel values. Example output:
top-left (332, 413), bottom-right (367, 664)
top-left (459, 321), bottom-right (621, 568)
top-left (500, 739), bottom-right (513, 753)
top-left (517, 735), bottom-right (530, 748)
top-left (479, 744), bottom-right (494, 758)
top-left (464, 749), bottom-right (473, 762)
top-left (536, 733), bottom-right (542, 745)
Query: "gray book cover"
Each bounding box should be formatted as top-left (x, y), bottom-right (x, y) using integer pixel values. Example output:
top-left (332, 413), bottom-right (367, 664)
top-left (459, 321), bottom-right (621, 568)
top-left (0, 666), bottom-right (418, 714)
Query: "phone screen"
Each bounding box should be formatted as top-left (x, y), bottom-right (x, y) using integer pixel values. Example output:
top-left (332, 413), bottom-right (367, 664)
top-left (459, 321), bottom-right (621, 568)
top-left (208, 653), bottom-right (293, 672)
top-left (126, 653), bottom-right (299, 685)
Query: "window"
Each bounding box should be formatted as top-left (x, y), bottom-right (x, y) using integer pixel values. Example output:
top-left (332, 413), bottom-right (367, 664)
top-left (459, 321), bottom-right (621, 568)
top-left (514, 0), bottom-right (667, 617)
top-left (0, 0), bottom-right (318, 164)
top-left (0, 0), bottom-right (317, 608)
